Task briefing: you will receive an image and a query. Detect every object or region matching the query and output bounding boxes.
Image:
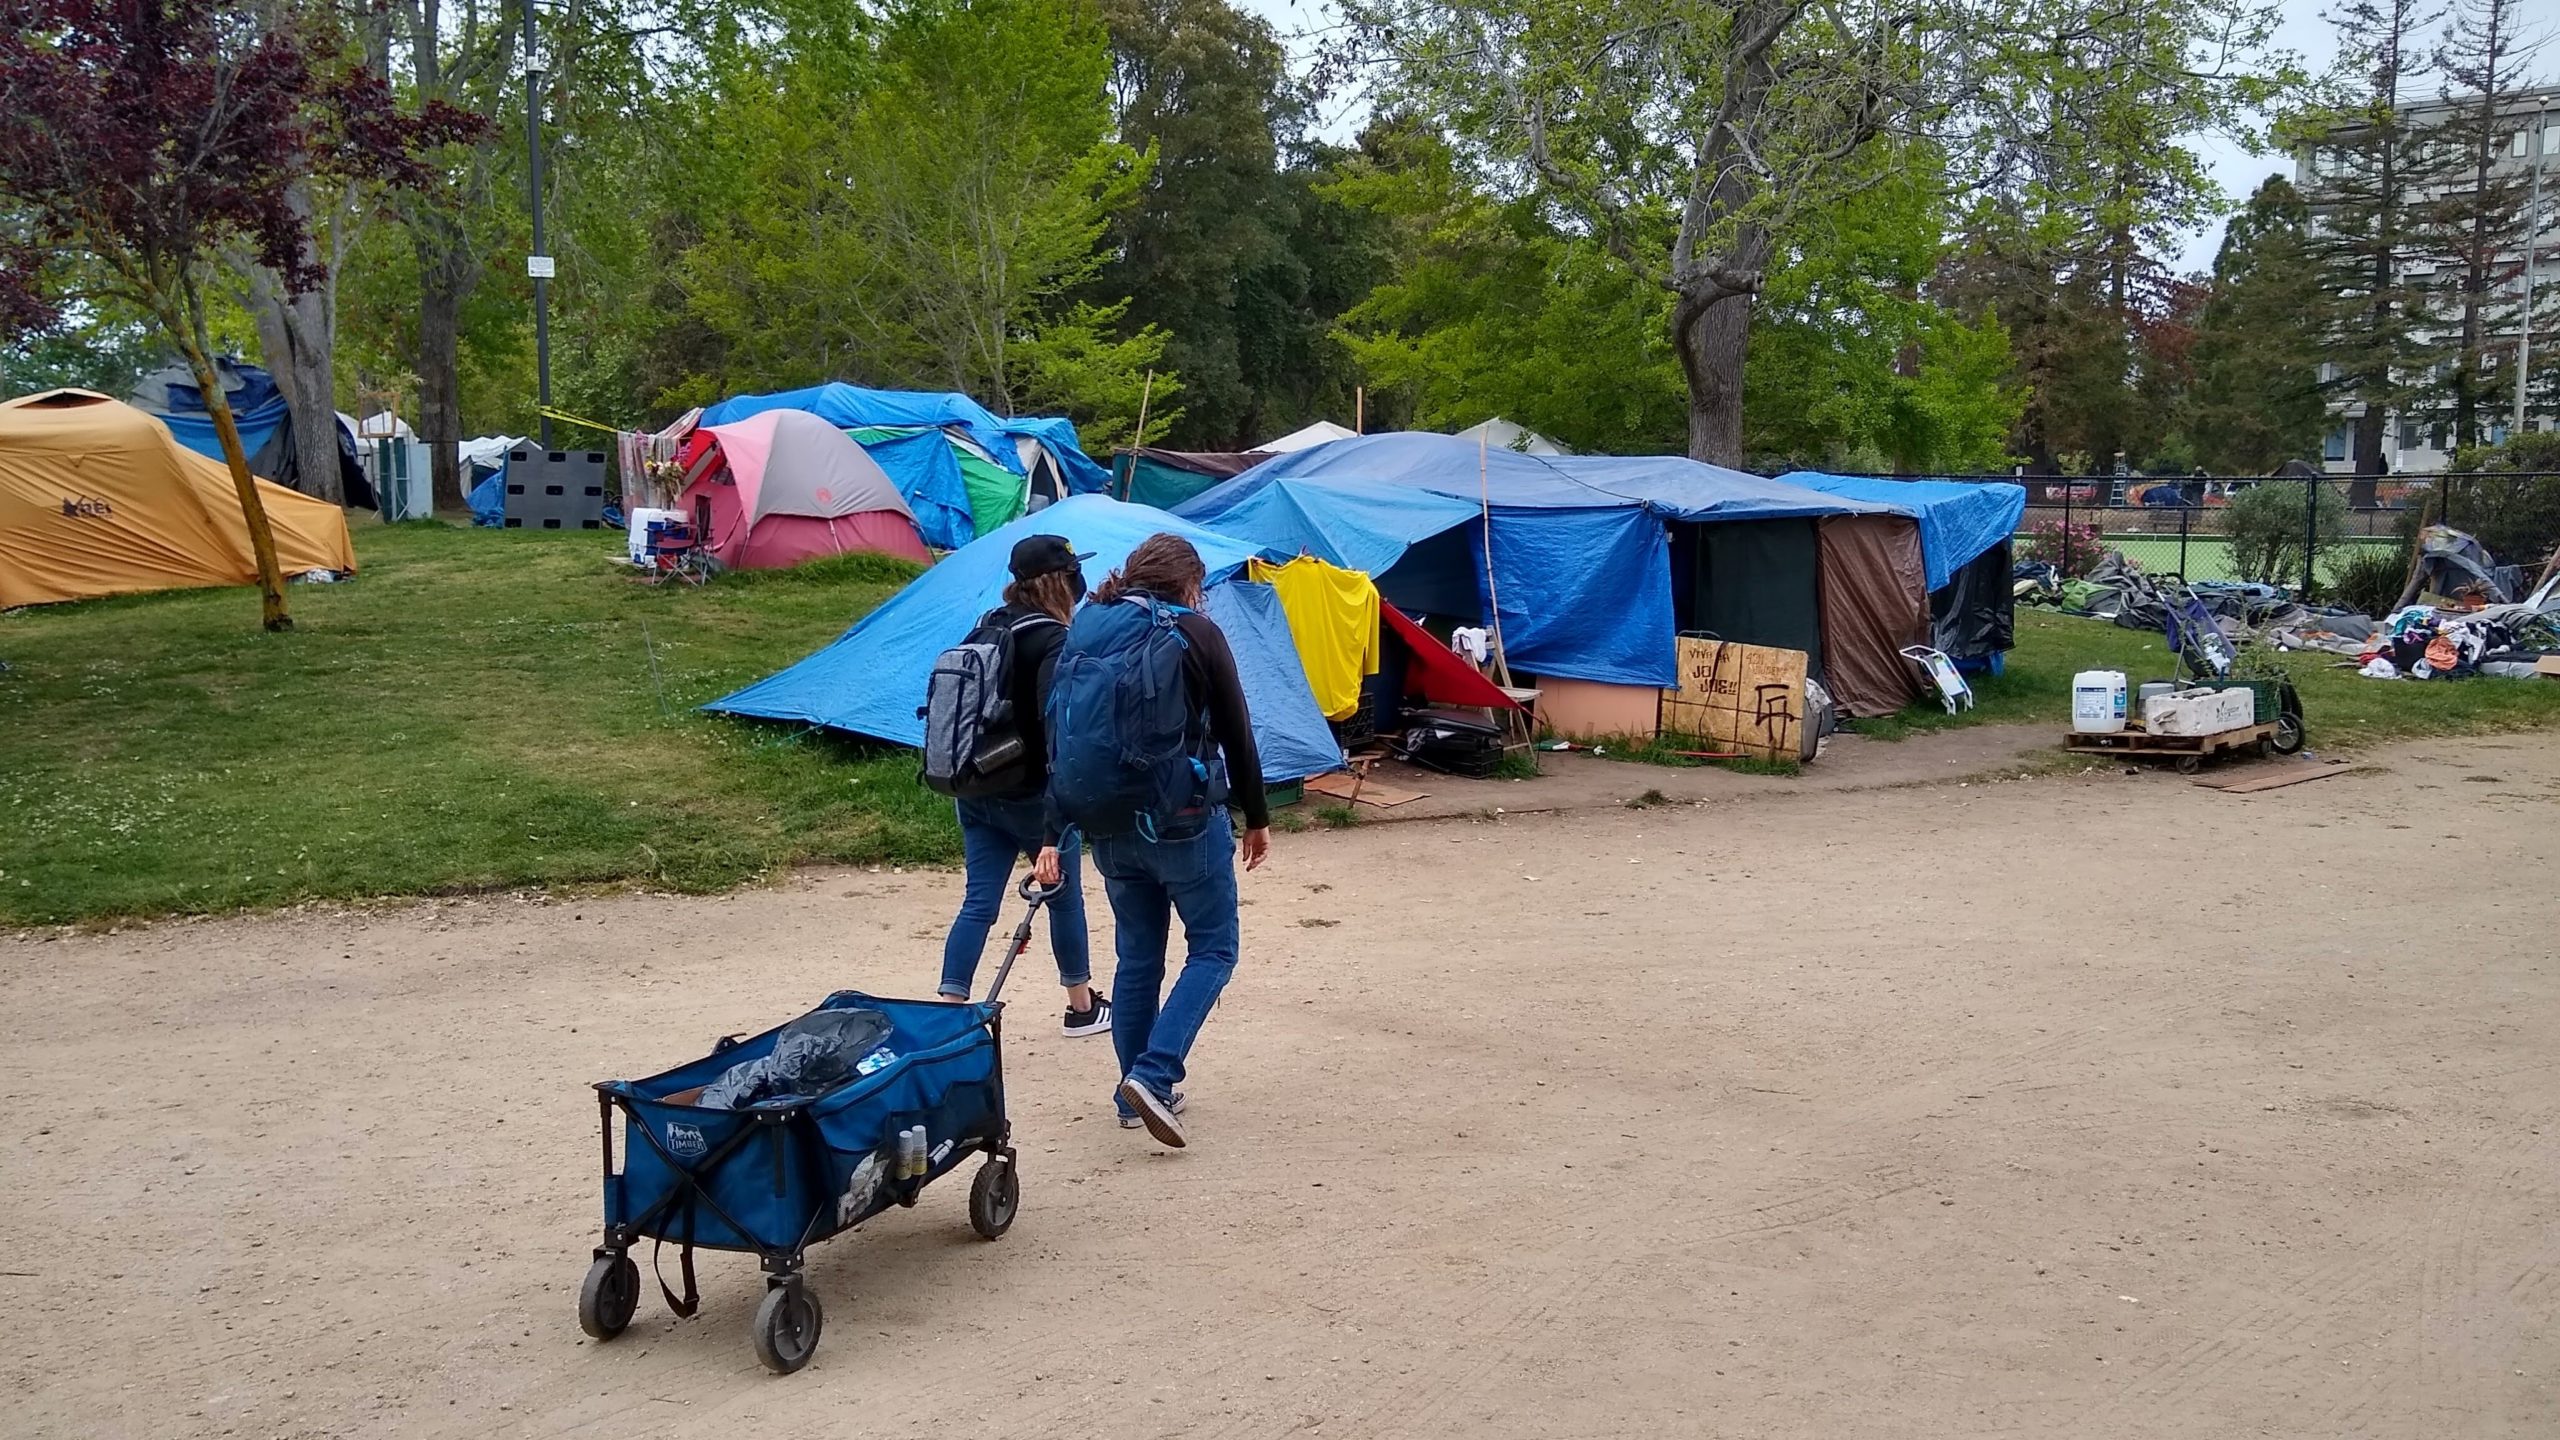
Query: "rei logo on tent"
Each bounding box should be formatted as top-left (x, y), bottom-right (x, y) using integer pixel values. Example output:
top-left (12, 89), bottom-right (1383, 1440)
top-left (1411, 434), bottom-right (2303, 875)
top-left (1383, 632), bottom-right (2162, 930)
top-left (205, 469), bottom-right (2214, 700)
top-left (59, 496), bottom-right (112, 518)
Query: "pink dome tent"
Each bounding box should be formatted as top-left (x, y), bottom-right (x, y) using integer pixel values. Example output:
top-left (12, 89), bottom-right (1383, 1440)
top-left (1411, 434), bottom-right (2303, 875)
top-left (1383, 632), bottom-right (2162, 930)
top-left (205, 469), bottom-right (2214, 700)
top-left (677, 409), bottom-right (930, 569)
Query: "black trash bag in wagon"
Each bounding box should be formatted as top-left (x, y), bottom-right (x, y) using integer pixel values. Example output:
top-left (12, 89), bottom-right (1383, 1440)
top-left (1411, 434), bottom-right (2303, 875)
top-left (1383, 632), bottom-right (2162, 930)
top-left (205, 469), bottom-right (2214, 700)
top-left (697, 1007), bottom-right (894, 1110)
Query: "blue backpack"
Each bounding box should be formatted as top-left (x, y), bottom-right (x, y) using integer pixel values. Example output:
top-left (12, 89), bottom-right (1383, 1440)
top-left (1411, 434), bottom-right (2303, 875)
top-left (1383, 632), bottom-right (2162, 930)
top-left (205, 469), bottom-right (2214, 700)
top-left (1045, 597), bottom-right (1227, 840)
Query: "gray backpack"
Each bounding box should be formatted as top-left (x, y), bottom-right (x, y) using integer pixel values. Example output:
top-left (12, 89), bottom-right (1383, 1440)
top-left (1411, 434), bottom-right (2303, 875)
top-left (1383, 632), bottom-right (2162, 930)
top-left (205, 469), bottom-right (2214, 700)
top-left (918, 609), bottom-right (1056, 799)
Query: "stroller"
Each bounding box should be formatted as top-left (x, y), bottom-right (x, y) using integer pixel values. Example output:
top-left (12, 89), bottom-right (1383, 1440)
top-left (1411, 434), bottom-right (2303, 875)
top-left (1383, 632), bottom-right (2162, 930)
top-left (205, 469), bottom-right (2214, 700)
top-left (576, 874), bottom-right (1062, 1373)
top-left (2161, 576), bottom-right (2305, 755)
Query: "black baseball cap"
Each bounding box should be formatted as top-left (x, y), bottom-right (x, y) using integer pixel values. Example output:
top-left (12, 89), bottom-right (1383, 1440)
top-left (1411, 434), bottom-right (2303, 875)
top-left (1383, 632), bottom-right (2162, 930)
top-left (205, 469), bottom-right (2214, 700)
top-left (1008, 534), bottom-right (1090, 581)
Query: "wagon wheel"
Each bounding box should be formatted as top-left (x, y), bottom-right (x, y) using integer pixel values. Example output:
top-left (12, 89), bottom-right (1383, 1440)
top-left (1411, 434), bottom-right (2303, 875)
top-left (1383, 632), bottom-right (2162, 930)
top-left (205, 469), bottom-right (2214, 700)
top-left (2174, 753), bottom-right (2202, 775)
top-left (752, 1281), bottom-right (824, 1375)
top-left (969, 1156), bottom-right (1019, 1240)
top-left (2257, 736), bottom-right (2275, 760)
top-left (577, 1252), bottom-right (640, 1341)
top-left (2270, 708), bottom-right (2306, 755)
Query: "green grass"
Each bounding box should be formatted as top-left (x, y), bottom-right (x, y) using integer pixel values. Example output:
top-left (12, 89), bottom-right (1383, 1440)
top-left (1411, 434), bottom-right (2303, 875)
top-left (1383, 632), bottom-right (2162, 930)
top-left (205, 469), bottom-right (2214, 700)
top-left (1848, 607), bottom-right (2560, 747)
top-left (2059, 534), bottom-right (2400, 585)
top-left (0, 523), bottom-right (954, 926)
top-left (7, 526), bottom-right (2558, 928)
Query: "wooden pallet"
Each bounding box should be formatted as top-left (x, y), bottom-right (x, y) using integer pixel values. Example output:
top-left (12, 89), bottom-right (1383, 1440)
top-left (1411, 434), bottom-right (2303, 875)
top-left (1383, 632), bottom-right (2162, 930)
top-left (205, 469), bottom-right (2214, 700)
top-left (2061, 720), bottom-right (2277, 773)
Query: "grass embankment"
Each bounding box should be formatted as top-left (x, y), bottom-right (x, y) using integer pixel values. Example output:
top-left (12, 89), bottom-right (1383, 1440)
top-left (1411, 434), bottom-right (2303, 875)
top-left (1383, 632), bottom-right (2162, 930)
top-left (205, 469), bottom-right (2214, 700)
top-left (7, 528), bottom-right (2558, 927)
top-left (0, 523), bottom-right (949, 926)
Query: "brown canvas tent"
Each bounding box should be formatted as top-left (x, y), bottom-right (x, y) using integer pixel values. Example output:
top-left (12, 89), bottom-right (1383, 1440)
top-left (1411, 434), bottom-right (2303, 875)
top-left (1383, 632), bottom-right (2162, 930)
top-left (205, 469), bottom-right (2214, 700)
top-left (0, 390), bottom-right (356, 609)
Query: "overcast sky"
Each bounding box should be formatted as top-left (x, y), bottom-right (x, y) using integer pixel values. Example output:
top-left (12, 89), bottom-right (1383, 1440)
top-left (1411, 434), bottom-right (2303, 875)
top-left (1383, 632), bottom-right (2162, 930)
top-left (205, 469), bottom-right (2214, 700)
top-left (1234, 0), bottom-right (2379, 273)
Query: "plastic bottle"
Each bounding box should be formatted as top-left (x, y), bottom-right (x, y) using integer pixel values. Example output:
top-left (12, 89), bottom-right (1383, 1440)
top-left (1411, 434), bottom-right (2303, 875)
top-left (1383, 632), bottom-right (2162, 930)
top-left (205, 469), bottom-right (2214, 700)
top-left (2071, 670), bottom-right (2129, 734)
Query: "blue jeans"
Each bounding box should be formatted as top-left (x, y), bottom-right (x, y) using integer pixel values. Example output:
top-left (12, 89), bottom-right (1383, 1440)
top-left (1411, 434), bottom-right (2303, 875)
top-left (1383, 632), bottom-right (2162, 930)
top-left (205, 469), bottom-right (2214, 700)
top-left (939, 796), bottom-right (1090, 999)
top-left (1093, 813), bottom-right (1240, 1112)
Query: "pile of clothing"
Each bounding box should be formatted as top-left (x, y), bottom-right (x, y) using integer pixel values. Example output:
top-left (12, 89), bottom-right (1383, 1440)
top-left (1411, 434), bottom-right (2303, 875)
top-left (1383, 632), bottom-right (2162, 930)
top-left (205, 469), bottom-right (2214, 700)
top-left (2353, 604), bottom-right (2560, 680)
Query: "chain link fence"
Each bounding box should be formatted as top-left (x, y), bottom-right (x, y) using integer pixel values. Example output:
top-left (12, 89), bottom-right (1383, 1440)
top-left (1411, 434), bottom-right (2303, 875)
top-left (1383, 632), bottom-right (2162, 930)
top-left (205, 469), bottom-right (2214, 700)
top-left (1995, 472), bottom-right (2560, 607)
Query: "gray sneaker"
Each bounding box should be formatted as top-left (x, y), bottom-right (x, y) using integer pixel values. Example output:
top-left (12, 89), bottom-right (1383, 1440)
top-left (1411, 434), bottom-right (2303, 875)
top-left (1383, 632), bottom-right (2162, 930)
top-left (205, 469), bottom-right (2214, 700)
top-left (1116, 1077), bottom-right (1188, 1147)
top-left (1116, 1089), bottom-right (1186, 1129)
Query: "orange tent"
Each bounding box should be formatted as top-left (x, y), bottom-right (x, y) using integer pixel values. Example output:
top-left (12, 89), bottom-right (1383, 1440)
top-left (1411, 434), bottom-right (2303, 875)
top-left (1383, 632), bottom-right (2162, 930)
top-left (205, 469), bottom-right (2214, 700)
top-left (0, 389), bottom-right (355, 609)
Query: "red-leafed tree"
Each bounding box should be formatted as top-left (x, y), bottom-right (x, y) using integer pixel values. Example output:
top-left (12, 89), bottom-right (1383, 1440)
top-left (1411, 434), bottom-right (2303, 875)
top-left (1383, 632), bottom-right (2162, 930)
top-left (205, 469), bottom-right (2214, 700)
top-left (0, 0), bottom-right (475, 629)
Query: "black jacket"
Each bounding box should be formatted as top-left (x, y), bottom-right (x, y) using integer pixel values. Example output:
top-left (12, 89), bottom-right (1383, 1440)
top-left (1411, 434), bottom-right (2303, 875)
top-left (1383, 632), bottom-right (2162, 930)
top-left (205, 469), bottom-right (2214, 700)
top-left (990, 601), bottom-right (1067, 788)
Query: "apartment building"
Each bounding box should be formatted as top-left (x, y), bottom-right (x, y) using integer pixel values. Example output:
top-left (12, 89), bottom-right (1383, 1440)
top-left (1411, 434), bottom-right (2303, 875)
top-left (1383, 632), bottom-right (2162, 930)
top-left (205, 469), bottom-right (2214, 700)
top-left (2296, 83), bottom-right (2557, 474)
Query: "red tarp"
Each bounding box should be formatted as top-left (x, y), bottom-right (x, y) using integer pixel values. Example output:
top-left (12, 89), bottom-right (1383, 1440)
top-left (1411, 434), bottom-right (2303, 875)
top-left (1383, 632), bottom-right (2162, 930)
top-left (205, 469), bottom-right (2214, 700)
top-left (1382, 602), bottom-right (1522, 711)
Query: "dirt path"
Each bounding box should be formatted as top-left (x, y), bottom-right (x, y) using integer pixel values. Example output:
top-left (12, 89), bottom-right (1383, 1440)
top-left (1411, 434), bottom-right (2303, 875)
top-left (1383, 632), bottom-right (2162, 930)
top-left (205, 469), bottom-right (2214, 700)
top-left (4, 736), bottom-right (2556, 1439)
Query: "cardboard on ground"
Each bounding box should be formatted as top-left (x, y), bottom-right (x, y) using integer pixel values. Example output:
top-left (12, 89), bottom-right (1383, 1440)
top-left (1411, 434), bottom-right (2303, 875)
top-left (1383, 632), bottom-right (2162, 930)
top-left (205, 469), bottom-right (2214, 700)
top-left (1658, 638), bottom-right (1806, 763)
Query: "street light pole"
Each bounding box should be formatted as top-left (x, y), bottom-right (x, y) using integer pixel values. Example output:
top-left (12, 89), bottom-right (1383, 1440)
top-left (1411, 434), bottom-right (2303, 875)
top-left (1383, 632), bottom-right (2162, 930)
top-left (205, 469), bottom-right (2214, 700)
top-left (2522, 102), bottom-right (2547, 436)
top-left (522, 0), bottom-right (552, 449)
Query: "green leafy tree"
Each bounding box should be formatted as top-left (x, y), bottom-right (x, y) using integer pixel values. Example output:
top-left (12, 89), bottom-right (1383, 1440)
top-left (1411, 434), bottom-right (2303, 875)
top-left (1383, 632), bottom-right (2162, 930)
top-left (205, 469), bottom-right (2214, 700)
top-left (1335, 121), bottom-right (2017, 469)
top-left (2186, 177), bottom-right (2327, 472)
top-left (1327, 121), bottom-right (1690, 454)
top-left (1745, 157), bottom-right (2022, 472)
top-left (1336, 0), bottom-right (1919, 466)
top-left (1094, 0), bottom-right (1326, 447)
top-left (681, 0), bottom-right (1163, 431)
top-left (1942, 0), bottom-right (2292, 470)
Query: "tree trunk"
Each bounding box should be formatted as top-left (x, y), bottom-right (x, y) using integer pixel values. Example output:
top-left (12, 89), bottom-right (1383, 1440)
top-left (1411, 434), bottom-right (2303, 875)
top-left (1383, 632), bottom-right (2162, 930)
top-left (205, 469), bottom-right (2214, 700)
top-left (2353, 404), bottom-right (2387, 477)
top-left (178, 323), bottom-right (292, 630)
top-left (248, 275), bottom-right (344, 506)
top-left (1676, 291), bottom-right (1751, 467)
top-left (414, 210), bottom-right (474, 513)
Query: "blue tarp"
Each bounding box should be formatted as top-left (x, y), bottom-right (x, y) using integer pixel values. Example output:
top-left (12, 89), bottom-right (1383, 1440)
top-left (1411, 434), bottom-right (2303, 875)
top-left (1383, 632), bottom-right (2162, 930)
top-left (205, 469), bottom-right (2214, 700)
top-left (467, 470), bottom-right (506, 526)
top-left (1178, 466), bottom-right (1676, 686)
top-left (702, 387), bottom-right (1116, 502)
top-left (702, 385), bottom-right (1022, 469)
top-left (1777, 472), bottom-right (2028, 592)
top-left (1482, 504), bottom-right (1676, 686)
top-left (1177, 473), bottom-right (1483, 578)
top-left (853, 426), bottom-right (978, 550)
top-left (154, 364), bottom-right (291, 464)
top-left (996, 416), bottom-right (1113, 496)
top-left (1545, 455), bottom-right (1897, 522)
top-left (1196, 432), bottom-right (1891, 521)
top-left (705, 493), bottom-right (1343, 781)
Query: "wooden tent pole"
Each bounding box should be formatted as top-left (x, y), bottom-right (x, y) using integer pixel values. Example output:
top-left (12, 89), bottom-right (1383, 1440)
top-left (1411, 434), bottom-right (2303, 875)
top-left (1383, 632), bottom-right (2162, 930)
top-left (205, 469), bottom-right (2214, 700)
top-left (1476, 428), bottom-right (1530, 751)
top-left (1355, 386), bottom-right (1365, 435)
top-left (1123, 369), bottom-right (1155, 500)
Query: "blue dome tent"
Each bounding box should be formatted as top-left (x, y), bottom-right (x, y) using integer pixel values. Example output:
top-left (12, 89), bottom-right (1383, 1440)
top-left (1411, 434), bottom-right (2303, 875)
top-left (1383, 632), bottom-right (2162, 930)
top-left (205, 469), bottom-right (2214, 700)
top-left (705, 494), bottom-right (1343, 783)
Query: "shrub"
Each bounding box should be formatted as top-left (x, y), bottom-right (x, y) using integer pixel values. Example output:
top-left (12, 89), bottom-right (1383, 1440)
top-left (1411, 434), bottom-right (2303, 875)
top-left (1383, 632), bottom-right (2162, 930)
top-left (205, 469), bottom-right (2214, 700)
top-left (2021, 515), bottom-right (2107, 577)
top-left (2225, 479), bottom-right (2347, 588)
top-left (2436, 433), bottom-right (2560, 569)
top-left (2329, 543), bottom-right (2410, 618)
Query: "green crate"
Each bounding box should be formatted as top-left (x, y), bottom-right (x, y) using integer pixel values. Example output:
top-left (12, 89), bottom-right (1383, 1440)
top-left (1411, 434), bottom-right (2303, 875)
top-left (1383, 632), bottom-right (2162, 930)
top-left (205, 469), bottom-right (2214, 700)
top-left (1265, 780), bottom-right (1305, 809)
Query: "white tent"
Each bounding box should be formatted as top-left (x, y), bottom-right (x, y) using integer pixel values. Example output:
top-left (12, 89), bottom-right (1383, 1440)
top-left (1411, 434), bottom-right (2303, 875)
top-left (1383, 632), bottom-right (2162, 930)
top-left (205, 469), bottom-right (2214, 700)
top-left (1255, 420), bottom-right (1359, 453)
top-left (1452, 416), bottom-right (1572, 456)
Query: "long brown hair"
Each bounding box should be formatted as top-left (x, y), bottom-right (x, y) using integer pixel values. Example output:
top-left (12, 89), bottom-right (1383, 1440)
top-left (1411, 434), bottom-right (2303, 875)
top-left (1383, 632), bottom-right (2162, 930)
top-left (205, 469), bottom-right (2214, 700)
top-left (1093, 533), bottom-right (1206, 608)
top-left (1003, 569), bottom-right (1079, 623)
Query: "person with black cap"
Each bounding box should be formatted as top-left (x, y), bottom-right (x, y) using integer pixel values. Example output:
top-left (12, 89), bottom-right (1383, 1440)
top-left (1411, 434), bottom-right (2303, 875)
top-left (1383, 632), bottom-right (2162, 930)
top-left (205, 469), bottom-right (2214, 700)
top-left (935, 534), bottom-right (1110, 1038)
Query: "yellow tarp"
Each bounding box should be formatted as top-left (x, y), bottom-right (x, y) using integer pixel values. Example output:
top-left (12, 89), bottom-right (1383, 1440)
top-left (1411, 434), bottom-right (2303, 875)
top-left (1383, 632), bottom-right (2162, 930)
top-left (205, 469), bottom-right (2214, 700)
top-left (0, 389), bottom-right (355, 609)
top-left (1249, 555), bottom-right (1378, 721)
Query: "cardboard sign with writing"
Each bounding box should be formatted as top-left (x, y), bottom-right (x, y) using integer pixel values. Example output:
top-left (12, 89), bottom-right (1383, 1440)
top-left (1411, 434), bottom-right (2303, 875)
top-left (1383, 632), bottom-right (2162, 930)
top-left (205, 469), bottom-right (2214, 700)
top-left (1658, 638), bottom-right (1808, 762)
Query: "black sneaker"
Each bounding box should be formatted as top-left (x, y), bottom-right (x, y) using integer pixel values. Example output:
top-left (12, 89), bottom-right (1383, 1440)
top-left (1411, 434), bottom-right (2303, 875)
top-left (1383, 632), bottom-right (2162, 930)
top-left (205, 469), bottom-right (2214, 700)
top-left (1117, 1077), bottom-right (1188, 1147)
top-left (1062, 993), bottom-right (1112, 1038)
top-left (1117, 1091), bottom-right (1186, 1128)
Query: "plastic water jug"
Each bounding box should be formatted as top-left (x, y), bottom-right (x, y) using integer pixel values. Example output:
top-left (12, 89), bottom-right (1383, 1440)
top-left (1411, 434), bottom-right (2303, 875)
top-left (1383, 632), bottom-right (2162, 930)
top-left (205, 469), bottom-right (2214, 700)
top-left (2071, 670), bottom-right (2128, 734)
